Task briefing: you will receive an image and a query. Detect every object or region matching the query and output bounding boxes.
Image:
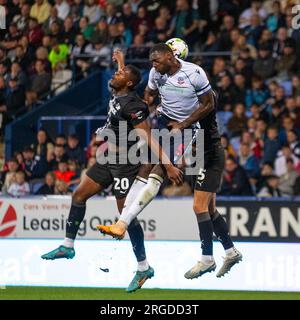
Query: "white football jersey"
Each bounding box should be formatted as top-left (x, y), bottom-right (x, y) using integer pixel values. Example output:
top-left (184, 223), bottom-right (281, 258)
top-left (147, 59), bottom-right (211, 122)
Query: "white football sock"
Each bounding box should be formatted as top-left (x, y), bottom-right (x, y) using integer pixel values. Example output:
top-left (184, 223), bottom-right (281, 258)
top-left (201, 255), bottom-right (214, 265)
top-left (119, 173), bottom-right (163, 226)
top-left (225, 247), bottom-right (237, 257)
top-left (62, 237), bottom-right (74, 248)
top-left (137, 259), bottom-right (149, 272)
top-left (121, 176), bottom-right (147, 218)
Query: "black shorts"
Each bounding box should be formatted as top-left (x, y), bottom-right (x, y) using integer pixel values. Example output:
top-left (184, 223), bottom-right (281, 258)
top-left (194, 142), bottom-right (225, 193)
top-left (86, 162), bottom-right (140, 199)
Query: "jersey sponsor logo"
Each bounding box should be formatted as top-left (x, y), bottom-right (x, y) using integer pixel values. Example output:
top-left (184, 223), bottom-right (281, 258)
top-left (0, 202), bottom-right (17, 237)
top-left (177, 77), bottom-right (185, 85)
top-left (130, 110), bottom-right (144, 120)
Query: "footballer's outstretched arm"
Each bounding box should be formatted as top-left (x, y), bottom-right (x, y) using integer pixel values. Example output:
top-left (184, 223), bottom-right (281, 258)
top-left (112, 49), bottom-right (125, 71)
top-left (134, 120), bottom-right (183, 185)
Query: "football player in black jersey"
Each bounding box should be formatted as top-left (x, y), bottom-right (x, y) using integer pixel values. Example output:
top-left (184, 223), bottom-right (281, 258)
top-left (41, 49), bottom-right (183, 293)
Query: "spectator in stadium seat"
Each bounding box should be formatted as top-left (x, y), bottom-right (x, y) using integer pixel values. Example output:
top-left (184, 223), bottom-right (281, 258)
top-left (28, 17), bottom-right (44, 48)
top-left (287, 129), bottom-right (300, 157)
top-left (32, 128), bottom-right (54, 162)
top-left (219, 156), bottom-right (253, 196)
top-left (13, 3), bottom-right (31, 32)
top-left (43, 6), bottom-right (63, 35)
top-left (278, 158), bottom-right (299, 196)
top-left (219, 15), bottom-right (236, 51)
top-left (48, 144), bottom-right (69, 170)
top-left (218, 75), bottom-right (237, 109)
top-left (220, 133), bottom-right (236, 158)
top-left (70, 0), bottom-right (84, 23)
top-left (66, 159), bottom-right (81, 189)
top-left (30, 0), bottom-right (51, 24)
top-left (104, 2), bottom-right (120, 25)
top-left (257, 174), bottom-right (281, 197)
top-left (148, 16), bottom-right (170, 44)
top-left (1, 22), bottom-right (21, 52)
top-left (83, 0), bottom-right (102, 25)
top-left (27, 46), bottom-right (51, 77)
top-left (91, 17), bottom-right (109, 45)
top-left (26, 59), bottom-right (52, 107)
top-left (243, 14), bottom-right (265, 47)
top-left (266, 103), bottom-right (282, 128)
top-left (200, 31), bottom-right (220, 71)
top-left (22, 146), bottom-right (48, 179)
top-left (66, 134), bottom-right (85, 166)
top-left (170, 0), bottom-right (199, 48)
top-left (5, 77), bottom-right (25, 119)
top-left (263, 125), bottom-right (281, 164)
top-left (80, 39), bottom-right (111, 72)
top-left (211, 57), bottom-right (229, 91)
top-left (0, 76), bottom-right (7, 132)
top-left (62, 17), bottom-right (77, 46)
top-left (245, 76), bottom-right (269, 109)
top-left (253, 43), bottom-right (276, 80)
top-left (265, 0), bottom-right (285, 33)
top-left (35, 171), bottom-right (56, 195)
top-left (12, 45), bottom-right (33, 72)
top-left (239, 0), bottom-right (267, 29)
top-left (7, 62), bottom-right (27, 89)
top-left (256, 161), bottom-right (274, 193)
top-left (274, 39), bottom-right (297, 82)
top-left (274, 145), bottom-right (299, 177)
top-left (54, 178), bottom-right (72, 195)
top-left (47, 21), bottom-right (65, 44)
top-left (258, 28), bottom-right (274, 49)
top-left (107, 23), bottom-right (125, 47)
top-left (0, 158), bottom-right (19, 194)
top-left (55, 0), bottom-right (70, 21)
top-left (78, 16), bottom-right (94, 40)
top-left (55, 134), bottom-right (67, 147)
top-left (227, 103), bottom-right (248, 137)
top-left (121, 2), bottom-right (136, 29)
top-left (272, 27), bottom-right (288, 58)
top-left (0, 61), bottom-right (9, 82)
top-left (278, 116), bottom-right (296, 146)
top-left (238, 142), bottom-right (261, 181)
top-left (233, 58), bottom-right (253, 85)
top-left (292, 75), bottom-right (300, 98)
top-left (54, 160), bottom-right (76, 183)
top-left (7, 170), bottom-right (30, 197)
top-left (48, 37), bottom-right (69, 72)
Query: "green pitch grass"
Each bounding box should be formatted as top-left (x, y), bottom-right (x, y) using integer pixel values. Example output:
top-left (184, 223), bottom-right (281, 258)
top-left (0, 287), bottom-right (300, 300)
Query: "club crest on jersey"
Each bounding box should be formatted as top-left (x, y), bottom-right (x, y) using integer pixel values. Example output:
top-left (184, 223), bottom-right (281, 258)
top-left (177, 77), bottom-right (185, 85)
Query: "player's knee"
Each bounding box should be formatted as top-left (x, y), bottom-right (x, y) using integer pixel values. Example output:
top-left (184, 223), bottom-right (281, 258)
top-left (138, 163), bottom-right (153, 179)
top-left (193, 202), bottom-right (208, 214)
top-left (72, 189), bottom-right (87, 204)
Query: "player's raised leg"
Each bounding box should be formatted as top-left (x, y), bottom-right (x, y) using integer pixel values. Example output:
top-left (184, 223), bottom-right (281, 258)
top-left (41, 174), bottom-right (103, 260)
top-left (208, 193), bottom-right (243, 278)
top-left (185, 191), bottom-right (217, 279)
top-left (116, 197), bottom-right (154, 293)
top-left (97, 164), bottom-right (165, 238)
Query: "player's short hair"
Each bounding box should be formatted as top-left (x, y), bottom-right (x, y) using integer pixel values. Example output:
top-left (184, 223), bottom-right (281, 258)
top-left (150, 43), bottom-right (173, 55)
top-left (126, 64), bottom-right (141, 90)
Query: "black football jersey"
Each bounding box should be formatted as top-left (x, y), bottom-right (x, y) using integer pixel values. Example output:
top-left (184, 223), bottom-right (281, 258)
top-left (103, 91), bottom-right (149, 148)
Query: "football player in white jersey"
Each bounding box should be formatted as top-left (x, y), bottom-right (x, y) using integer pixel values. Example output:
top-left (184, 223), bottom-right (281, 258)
top-left (98, 43), bottom-right (242, 279)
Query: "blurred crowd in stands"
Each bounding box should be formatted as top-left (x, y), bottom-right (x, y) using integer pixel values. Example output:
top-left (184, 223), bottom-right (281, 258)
top-left (0, 0), bottom-right (300, 197)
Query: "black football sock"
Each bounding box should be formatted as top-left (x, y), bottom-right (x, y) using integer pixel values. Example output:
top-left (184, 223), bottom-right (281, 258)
top-left (127, 218), bottom-right (146, 262)
top-left (211, 210), bottom-right (234, 250)
top-left (196, 212), bottom-right (213, 257)
top-left (65, 200), bottom-right (86, 240)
